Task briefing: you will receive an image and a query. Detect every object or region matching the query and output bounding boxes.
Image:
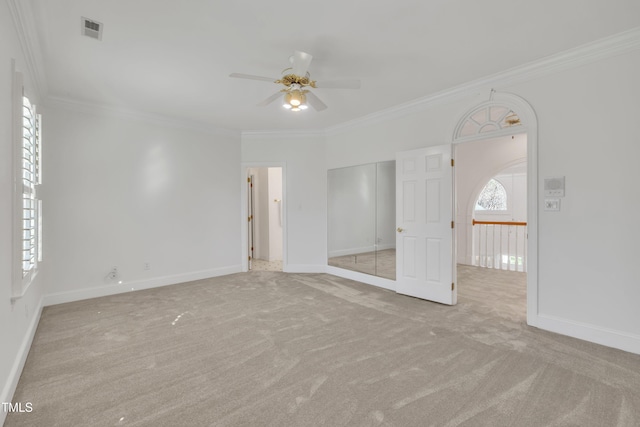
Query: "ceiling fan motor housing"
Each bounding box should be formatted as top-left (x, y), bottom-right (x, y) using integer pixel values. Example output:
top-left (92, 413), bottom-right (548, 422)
top-left (277, 74), bottom-right (316, 88)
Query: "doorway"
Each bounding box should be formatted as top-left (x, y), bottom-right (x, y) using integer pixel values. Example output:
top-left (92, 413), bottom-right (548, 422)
top-left (454, 134), bottom-right (528, 320)
top-left (243, 165), bottom-right (285, 272)
top-left (451, 92), bottom-right (538, 326)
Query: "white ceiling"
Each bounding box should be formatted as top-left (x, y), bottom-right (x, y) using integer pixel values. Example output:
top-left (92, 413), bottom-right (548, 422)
top-left (29, 0), bottom-right (640, 132)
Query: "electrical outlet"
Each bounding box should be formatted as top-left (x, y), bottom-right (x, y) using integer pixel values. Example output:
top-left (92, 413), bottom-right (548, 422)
top-left (107, 266), bottom-right (118, 280)
top-left (144, 262), bottom-right (151, 271)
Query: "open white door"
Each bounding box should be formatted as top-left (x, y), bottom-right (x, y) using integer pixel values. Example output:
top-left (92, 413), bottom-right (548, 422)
top-left (396, 145), bottom-right (455, 305)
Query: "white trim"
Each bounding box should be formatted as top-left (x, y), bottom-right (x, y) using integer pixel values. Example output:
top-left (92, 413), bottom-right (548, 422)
top-left (537, 314), bottom-right (640, 356)
top-left (11, 63), bottom-right (23, 298)
top-left (240, 162), bottom-right (288, 273)
top-left (452, 91), bottom-right (539, 328)
top-left (43, 266), bottom-right (241, 307)
top-left (326, 266), bottom-right (396, 292)
top-left (5, 0), bottom-right (48, 99)
top-left (0, 296), bottom-right (43, 426)
top-left (45, 96), bottom-right (240, 139)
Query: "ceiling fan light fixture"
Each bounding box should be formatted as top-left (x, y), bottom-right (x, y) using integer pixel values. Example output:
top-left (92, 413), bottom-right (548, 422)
top-left (283, 90), bottom-right (307, 111)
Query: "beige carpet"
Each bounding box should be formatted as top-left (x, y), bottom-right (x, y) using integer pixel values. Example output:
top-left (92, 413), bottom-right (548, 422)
top-left (6, 266), bottom-right (640, 426)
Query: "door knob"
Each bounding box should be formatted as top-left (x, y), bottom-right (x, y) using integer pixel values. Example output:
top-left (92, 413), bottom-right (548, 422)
top-left (397, 227), bottom-right (404, 233)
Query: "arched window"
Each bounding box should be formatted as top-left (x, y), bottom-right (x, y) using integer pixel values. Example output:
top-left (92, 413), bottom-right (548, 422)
top-left (475, 179), bottom-right (507, 211)
top-left (456, 106), bottom-right (521, 139)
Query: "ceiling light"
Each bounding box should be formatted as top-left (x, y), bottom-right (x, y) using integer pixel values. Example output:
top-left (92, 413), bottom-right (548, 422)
top-left (283, 90), bottom-right (307, 112)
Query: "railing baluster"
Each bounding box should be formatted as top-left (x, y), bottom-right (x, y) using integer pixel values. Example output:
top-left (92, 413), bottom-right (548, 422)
top-left (515, 225), bottom-right (518, 272)
top-left (484, 225), bottom-right (488, 268)
top-left (477, 224), bottom-right (481, 267)
top-left (524, 226), bottom-right (527, 272)
top-left (472, 220), bottom-right (527, 273)
top-left (492, 225), bottom-right (496, 268)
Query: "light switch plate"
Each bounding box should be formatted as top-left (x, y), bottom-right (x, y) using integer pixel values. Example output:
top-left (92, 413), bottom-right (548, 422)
top-left (544, 198), bottom-right (560, 211)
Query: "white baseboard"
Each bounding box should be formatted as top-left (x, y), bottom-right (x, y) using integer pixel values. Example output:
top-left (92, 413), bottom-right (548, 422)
top-left (43, 265), bottom-right (242, 307)
top-left (536, 313), bottom-right (640, 355)
top-left (326, 266), bottom-right (396, 292)
top-left (1, 297), bottom-right (43, 426)
top-left (283, 264), bottom-right (327, 274)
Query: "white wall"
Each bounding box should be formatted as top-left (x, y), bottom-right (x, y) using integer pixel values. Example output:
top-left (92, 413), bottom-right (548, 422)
top-left (455, 135), bottom-right (527, 264)
top-left (326, 103), bottom-right (468, 169)
top-left (41, 105), bottom-right (242, 304)
top-left (241, 134), bottom-right (326, 272)
top-left (511, 50), bottom-right (640, 345)
top-left (325, 48), bottom-right (640, 353)
top-left (1, 2), bottom-right (46, 422)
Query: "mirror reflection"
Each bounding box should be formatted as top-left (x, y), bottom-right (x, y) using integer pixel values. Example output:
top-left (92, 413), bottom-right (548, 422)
top-left (327, 161), bottom-right (395, 279)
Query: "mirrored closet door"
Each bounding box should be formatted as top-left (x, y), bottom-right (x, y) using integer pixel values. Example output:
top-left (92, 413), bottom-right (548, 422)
top-left (327, 161), bottom-right (395, 279)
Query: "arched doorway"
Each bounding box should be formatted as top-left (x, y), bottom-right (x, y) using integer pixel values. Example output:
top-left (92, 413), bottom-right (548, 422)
top-left (452, 91), bottom-right (539, 327)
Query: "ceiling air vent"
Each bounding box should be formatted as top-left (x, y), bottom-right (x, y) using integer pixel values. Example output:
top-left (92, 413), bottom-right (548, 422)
top-left (81, 17), bottom-right (103, 40)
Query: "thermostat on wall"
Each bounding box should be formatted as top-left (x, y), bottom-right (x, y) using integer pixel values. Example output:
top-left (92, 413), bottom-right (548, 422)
top-left (544, 176), bottom-right (565, 197)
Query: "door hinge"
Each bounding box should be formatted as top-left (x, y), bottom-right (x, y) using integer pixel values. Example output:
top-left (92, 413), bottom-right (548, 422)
top-left (247, 177), bottom-right (251, 182)
top-left (451, 221), bottom-right (455, 229)
top-left (452, 282), bottom-right (455, 291)
top-left (248, 216), bottom-right (252, 222)
top-left (451, 159), bottom-right (455, 167)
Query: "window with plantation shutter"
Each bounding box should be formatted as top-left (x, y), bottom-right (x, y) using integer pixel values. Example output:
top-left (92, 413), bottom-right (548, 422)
top-left (21, 96), bottom-right (40, 276)
top-left (12, 64), bottom-right (43, 299)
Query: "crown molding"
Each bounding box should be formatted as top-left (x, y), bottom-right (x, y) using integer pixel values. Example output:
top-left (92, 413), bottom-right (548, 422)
top-left (325, 26), bottom-right (640, 137)
top-left (45, 96), bottom-right (241, 139)
top-left (6, 0), bottom-right (48, 99)
top-left (241, 129), bottom-right (326, 140)
top-left (9, 6), bottom-right (639, 140)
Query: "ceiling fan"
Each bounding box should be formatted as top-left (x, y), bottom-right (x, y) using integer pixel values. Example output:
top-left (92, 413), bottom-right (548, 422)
top-left (229, 51), bottom-right (360, 112)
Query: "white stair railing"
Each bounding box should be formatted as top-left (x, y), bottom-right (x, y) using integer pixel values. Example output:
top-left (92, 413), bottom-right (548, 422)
top-left (472, 219), bottom-right (527, 272)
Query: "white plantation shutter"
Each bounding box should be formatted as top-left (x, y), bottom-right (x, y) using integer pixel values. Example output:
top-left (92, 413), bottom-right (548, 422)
top-left (21, 96), bottom-right (41, 277)
top-left (12, 64), bottom-right (43, 298)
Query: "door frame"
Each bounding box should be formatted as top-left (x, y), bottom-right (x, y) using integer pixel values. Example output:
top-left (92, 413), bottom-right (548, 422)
top-left (240, 162), bottom-right (287, 272)
top-left (451, 91), bottom-right (539, 327)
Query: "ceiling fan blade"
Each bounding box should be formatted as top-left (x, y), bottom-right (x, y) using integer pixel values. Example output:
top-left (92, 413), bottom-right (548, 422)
top-left (314, 79), bottom-right (361, 89)
top-left (256, 91), bottom-right (283, 107)
top-left (291, 51), bottom-right (313, 76)
top-left (305, 91), bottom-right (328, 111)
top-left (229, 73), bottom-right (276, 83)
